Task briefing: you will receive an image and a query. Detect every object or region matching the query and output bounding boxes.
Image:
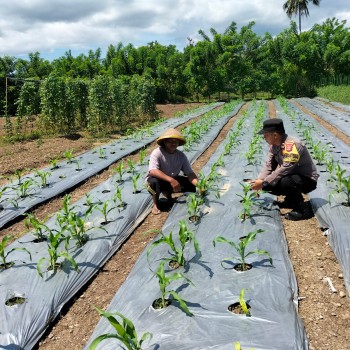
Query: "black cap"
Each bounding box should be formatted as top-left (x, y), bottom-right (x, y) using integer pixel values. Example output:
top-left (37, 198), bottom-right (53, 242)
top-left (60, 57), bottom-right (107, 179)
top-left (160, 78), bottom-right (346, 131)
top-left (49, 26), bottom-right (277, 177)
top-left (257, 118), bottom-right (285, 134)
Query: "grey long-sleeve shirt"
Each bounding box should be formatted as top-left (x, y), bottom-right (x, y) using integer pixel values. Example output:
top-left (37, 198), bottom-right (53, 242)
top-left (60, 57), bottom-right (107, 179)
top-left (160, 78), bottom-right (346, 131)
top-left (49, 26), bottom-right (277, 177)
top-left (258, 134), bottom-right (319, 186)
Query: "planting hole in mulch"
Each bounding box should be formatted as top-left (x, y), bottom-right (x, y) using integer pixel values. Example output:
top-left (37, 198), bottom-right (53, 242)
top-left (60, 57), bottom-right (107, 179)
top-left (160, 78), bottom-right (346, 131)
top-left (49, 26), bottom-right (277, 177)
top-left (169, 260), bottom-right (181, 269)
top-left (0, 262), bottom-right (15, 270)
top-left (242, 178), bottom-right (252, 183)
top-left (233, 263), bottom-right (253, 272)
top-left (102, 189), bottom-right (111, 193)
top-left (228, 302), bottom-right (251, 316)
top-left (152, 298), bottom-right (172, 310)
top-left (189, 215), bottom-right (200, 223)
top-left (5, 296), bottom-right (26, 307)
top-left (101, 220), bottom-right (112, 226)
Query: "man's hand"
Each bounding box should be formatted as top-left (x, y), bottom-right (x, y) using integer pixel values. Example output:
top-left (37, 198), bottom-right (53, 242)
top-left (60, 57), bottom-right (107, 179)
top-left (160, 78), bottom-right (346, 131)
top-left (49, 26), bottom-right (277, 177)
top-left (250, 179), bottom-right (263, 191)
top-left (169, 178), bottom-right (181, 192)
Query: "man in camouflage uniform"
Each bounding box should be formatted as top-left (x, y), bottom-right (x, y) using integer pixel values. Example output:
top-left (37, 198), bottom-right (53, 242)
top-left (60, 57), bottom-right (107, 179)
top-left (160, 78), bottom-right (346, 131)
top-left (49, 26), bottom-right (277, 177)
top-left (251, 118), bottom-right (319, 221)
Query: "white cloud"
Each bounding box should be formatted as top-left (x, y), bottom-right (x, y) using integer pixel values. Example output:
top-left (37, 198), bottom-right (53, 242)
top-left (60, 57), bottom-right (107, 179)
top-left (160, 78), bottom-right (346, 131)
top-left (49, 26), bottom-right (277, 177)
top-left (0, 0), bottom-right (349, 60)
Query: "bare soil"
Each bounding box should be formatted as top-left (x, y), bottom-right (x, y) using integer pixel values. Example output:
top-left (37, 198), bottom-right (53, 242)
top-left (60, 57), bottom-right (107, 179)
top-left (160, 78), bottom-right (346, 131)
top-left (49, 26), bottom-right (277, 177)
top-left (0, 101), bottom-right (349, 350)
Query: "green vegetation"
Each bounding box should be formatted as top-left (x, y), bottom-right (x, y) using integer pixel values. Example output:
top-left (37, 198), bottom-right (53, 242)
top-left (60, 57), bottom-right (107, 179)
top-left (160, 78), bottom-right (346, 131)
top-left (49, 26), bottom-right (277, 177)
top-left (153, 261), bottom-right (194, 316)
top-left (147, 220), bottom-right (200, 268)
top-left (0, 235), bottom-right (32, 270)
top-left (317, 85), bottom-right (350, 105)
top-left (2, 17), bottom-right (350, 140)
top-left (213, 229), bottom-right (272, 271)
top-left (89, 309), bottom-right (152, 350)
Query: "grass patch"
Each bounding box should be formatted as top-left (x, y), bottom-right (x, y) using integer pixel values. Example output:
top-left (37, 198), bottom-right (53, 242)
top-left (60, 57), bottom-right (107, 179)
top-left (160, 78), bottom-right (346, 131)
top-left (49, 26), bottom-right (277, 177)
top-left (317, 85), bottom-right (350, 105)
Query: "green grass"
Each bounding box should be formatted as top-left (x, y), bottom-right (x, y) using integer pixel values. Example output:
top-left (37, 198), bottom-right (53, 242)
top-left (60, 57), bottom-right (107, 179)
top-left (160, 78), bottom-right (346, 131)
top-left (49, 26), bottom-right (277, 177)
top-left (317, 85), bottom-right (350, 105)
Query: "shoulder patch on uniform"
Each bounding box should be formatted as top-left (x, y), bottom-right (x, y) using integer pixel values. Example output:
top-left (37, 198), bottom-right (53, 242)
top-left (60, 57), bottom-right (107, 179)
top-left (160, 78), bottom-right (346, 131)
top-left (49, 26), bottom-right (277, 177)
top-left (282, 141), bottom-right (300, 163)
top-left (284, 141), bottom-right (295, 152)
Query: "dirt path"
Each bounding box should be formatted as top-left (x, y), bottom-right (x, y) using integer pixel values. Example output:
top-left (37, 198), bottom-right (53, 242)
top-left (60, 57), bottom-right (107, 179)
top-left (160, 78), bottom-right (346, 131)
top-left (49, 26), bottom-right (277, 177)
top-left (1, 101), bottom-right (349, 350)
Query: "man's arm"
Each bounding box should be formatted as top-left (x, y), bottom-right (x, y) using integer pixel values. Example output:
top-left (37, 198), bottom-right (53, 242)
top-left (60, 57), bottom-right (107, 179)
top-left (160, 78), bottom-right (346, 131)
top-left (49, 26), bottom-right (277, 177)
top-left (187, 172), bottom-right (198, 187)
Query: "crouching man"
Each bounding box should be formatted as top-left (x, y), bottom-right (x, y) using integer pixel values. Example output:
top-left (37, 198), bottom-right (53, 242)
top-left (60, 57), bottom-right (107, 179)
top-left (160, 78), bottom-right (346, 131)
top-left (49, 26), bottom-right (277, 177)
top-left (250, 118), bottom-right (319, 221)
top-left (145, 128), bottom-right (198, 215)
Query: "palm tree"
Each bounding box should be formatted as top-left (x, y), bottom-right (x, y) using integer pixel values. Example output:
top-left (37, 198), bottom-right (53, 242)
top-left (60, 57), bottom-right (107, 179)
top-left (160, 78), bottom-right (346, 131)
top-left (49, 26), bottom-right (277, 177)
top-left (283, 0), bottom-right (321, 34)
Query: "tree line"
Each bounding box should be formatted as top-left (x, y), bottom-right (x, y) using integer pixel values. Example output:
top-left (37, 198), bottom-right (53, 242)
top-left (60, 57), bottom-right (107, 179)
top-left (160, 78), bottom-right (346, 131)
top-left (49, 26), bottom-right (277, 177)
top-left (1, 17), bottom-right (350, 118)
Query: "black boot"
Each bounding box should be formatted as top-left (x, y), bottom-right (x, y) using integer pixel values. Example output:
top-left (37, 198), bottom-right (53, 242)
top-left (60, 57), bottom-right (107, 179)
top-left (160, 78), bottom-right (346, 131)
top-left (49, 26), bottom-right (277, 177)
top-left (285, 202), bottom-right (313, 221)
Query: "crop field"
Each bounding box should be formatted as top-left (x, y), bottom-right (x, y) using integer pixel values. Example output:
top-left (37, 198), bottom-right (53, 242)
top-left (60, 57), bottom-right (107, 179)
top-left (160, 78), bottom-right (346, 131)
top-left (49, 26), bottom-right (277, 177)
top-left (0, 99), bottom-right (349, 350)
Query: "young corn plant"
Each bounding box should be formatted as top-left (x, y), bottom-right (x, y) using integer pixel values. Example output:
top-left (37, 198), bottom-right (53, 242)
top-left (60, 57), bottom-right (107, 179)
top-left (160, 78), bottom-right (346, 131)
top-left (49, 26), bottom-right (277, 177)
top-left (24, 213), bottom-right (49, 242)
top-left (89, 309), bottom-right (152, 350)
top-left (213, 229), bottom-right (272, 272)
top-left (196, 171), bottom-right (220, 199)
top-left (131, 173), bottom-right (142, 194)
top-left (50, 158), bottom-right (59, 170)
top-left (16, 178), bottom-right (36, 198)
top-left (63, 148), bottom-right (74, 163)
top-left (186, 193), bottom-right (205, 222)
top-left (113, 186), bottom-right (126, 209)
top-left (312, 142), bottom-right (329, 165)
top-left (36, 230), bottom-right (79, 278)
top-left (99, 147), bottom-right (106, 159)
top-left (237, 182), bottom-right (259, 221)
top-left (127, 158), bottom-right (136, 174)
top-left (238, 288), bottom-right (251, 317)
top-left (234, 341), bottom-right (255, 350)
top-left (0, 235), bottom-right (32, 270)
top-left (139, 148), bottom-right (147, 165)
top-left (96, 200), bottom-right (115, 224)
top-left (113, 161), bottom-right (125, 183)
top-left (147, 220), bottom-right (200, 269)
top-left (153, 261), bottom-right (194, 316)
top-left (35, 169), bottom-right (52, 188)
top-left (12, 169), bottom-right (26, 184)
top-left (61, 211), bottom-right (92, 247)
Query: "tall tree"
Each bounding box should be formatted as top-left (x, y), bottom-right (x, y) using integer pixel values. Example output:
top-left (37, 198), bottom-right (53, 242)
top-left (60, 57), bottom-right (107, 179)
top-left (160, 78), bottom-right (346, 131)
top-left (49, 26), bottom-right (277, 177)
top-left (283, 0), bottom-right (321, 34)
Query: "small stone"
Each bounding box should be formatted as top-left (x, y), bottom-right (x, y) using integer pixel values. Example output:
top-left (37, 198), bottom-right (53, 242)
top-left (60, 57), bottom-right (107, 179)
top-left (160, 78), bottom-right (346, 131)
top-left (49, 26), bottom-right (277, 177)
top-left (338, 273), bottom-right (344, 279)
top-left (317, 252), bottom-right (322, 256)
top-left (319, 315), bottom-right (324, 319)
top-left (339, 291), bottom-right (346, 298)
top-left (331, 312), bottom-right (337, 316)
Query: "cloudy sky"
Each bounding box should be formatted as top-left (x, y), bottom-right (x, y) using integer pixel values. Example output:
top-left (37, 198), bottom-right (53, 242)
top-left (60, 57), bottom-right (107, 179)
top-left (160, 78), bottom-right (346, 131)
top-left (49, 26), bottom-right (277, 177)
top-left (0, 0), bottom-right (349, 61)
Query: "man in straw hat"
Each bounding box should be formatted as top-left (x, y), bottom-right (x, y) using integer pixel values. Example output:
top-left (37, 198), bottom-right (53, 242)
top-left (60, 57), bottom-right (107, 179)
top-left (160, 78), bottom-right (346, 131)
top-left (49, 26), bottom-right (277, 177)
top-left (145, 128), bottom-right (198, 215)
top-left (250, 118), bottom-right (319, 221)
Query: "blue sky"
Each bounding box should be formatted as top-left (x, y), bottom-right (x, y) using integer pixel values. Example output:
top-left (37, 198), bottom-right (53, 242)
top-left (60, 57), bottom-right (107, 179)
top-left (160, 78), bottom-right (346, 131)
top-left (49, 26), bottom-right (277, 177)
top-left (0, 0), bottom-right (348, 61)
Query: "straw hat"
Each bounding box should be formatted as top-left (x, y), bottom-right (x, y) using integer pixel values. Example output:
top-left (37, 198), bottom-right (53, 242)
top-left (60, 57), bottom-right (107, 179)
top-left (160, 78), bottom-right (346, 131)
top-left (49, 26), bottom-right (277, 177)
top-left (156, 128), bottom-right (186, 146)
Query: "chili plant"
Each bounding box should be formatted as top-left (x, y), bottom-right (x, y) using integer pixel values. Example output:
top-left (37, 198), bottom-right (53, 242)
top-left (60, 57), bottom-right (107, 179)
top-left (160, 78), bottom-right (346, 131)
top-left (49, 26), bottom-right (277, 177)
top-left (0, 235), bottom-right (32, 270)
top-left (237, 182), bottom-right (259, 221)
top-left (154, 261), bottom-right (194, 316)
top-left (36, 230), bottom-right (78, 277)
top-left (147, 220), bottom-right (200, 268)
top-left (89, 309), bottom-right (152, 350)
top-left (24, 213), bottom-right (49, 242)
top-left (213, 229), bottom-right (272, 271)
